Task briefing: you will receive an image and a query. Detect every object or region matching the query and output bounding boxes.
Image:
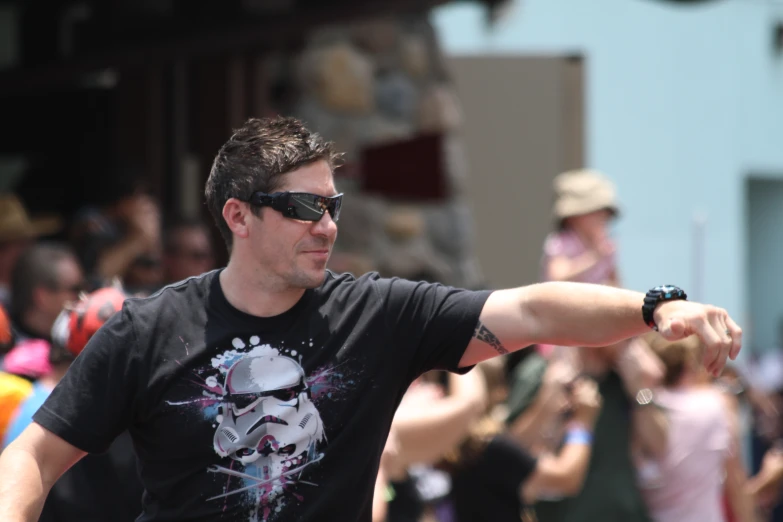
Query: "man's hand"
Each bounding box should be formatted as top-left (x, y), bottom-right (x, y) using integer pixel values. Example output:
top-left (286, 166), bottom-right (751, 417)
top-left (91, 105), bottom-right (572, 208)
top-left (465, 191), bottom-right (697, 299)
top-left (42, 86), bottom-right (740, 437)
top-left (653, 300), bottom-right (742, 376)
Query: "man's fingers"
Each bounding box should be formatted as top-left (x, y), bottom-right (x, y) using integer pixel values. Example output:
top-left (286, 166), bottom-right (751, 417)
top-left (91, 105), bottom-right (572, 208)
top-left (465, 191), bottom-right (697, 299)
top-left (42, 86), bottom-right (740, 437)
top-left (707, 310), bottom-right (732, 376)
top-left (696, 314), bottom-right (724, 374)
top-left (659, 317), bottom-right (686, 340)
top-left (726, 315), bottom-right (743, 360)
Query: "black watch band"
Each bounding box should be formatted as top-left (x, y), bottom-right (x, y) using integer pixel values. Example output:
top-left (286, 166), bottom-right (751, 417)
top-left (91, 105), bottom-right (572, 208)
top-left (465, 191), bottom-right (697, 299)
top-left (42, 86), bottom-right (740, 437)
top-left (642, 285), bottom-right (687, 330)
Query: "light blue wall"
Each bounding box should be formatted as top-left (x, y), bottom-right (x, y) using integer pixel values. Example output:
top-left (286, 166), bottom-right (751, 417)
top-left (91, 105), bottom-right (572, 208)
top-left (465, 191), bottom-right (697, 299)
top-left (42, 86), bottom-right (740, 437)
top-left (748, 179), bottom-right (783, 353)
top-left (434, 0), bottom-right (783, 352)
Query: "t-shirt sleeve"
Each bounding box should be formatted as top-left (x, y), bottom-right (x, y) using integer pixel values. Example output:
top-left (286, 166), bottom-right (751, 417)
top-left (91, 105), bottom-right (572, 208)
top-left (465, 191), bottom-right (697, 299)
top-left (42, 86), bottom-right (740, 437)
top-left (375, 277), bottom-right (492, 378)
top-left (32, 305), bottom-right (143, 454)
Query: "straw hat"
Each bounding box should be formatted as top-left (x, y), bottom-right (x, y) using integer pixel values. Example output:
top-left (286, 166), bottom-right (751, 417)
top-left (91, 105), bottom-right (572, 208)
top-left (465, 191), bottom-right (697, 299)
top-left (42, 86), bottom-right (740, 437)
top-left (0, 194), bottom-right (62, 242)
top-left (553, 169), bottom-right (619, 220)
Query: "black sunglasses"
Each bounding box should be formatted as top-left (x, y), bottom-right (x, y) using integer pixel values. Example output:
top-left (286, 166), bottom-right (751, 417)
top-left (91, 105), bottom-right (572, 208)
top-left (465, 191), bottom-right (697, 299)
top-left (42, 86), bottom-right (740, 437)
top-left (247, 191), bottom-right (343, 222)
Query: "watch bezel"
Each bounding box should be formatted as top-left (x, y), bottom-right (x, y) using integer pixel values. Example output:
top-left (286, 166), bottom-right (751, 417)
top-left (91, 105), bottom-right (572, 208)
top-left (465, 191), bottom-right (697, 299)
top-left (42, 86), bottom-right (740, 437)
top-left (642, 285), bottom-right (687, 331)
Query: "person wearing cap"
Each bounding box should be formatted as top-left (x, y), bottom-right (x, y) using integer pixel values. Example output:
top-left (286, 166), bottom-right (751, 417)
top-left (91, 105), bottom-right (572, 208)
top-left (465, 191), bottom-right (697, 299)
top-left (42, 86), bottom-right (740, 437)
top-left (0, 194), bottom-right (62, 309)
top-left (505, 169), bottom-right (668, 522)
top-left (542, 169), bottom-right (619, 287)
top-left (2, 285), bottom-right (143, 522)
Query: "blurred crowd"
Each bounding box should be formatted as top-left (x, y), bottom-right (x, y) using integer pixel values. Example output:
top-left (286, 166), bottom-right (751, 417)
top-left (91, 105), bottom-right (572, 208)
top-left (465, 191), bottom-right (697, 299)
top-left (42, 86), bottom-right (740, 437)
top-left (0, 180), bottom-right (215, 521)
top-left (1, 168), bottom-right (783, 522)
top-left (369, 169), bottom-right (783, 522)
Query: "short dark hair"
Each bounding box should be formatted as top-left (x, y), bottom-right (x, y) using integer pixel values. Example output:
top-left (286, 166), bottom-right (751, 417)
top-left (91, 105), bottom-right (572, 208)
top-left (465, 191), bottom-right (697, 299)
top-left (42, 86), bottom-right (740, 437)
top-left (11, 242), bottom-right (77, 320)
top-left (204, 116), bottom-right (341, 249)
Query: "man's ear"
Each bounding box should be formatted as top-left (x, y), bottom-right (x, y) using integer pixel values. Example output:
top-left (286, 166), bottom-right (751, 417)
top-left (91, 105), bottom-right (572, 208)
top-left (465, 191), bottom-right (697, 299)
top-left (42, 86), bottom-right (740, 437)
top-left (222, 198), bottom-right (252, 240)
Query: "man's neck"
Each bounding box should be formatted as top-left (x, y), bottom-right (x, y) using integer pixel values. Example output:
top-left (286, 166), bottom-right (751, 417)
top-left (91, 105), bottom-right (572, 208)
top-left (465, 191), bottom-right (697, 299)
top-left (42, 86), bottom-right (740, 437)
top-left (219, 259), bottom-right (307, 318)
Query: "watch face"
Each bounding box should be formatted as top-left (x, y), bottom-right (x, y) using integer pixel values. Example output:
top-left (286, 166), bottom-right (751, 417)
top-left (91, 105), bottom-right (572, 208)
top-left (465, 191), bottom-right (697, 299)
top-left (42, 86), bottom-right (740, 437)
top-left (656, 285), bottom-right (681, 299)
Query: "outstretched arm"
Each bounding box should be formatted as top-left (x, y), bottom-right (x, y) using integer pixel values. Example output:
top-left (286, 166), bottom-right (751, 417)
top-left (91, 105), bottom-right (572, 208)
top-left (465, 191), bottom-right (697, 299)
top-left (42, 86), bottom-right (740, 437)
top-left (459, 282), bottom-right (741, 376)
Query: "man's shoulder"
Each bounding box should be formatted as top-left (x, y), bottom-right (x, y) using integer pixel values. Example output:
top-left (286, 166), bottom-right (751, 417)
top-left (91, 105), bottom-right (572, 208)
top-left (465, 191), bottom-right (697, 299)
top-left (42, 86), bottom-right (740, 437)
top-left (320, 270), bottom-right (382, 294)
top-left (318, 270), bottom-right (436, 301)
top-left (316, 271), bottom-right (396, 313)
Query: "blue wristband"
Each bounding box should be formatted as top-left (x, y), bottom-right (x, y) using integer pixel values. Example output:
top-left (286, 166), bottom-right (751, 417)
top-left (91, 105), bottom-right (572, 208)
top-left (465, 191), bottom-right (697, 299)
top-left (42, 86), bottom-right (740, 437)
top-left (564, 428), bottom-right (593, 445)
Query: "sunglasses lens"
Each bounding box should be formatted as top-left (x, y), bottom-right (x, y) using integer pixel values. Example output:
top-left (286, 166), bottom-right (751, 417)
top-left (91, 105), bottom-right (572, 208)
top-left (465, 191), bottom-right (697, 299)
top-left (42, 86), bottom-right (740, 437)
top-left (330, 196), bottom-right (342, 222)
top-left (289, 193), bottom-right (324, 221)
top-left (289, 193), bottom-right (342, 222)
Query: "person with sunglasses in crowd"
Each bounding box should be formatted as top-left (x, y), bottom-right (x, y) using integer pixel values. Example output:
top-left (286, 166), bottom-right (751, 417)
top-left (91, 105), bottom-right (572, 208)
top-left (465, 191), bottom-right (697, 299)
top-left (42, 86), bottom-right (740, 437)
top-left (0, 117), bottom-right (742, 522)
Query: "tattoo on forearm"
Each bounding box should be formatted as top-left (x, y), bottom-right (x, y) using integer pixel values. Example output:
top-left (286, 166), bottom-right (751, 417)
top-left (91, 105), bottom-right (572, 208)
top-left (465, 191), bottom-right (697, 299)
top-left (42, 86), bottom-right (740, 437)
top-left (473, 321), bottom-right (509, 355)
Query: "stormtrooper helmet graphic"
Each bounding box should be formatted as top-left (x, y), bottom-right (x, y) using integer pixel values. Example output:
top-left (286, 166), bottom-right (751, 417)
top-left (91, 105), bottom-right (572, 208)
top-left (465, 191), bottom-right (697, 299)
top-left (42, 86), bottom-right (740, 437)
top-left (213, 352), bottom-right (325, 476)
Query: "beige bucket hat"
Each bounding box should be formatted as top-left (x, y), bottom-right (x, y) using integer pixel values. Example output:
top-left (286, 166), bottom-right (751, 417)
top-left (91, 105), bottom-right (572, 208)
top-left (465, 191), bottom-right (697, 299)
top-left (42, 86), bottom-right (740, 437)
top-left (0, 194), bottom-right (62, 242)
top-left (553, 169), bottom-right (619, 220)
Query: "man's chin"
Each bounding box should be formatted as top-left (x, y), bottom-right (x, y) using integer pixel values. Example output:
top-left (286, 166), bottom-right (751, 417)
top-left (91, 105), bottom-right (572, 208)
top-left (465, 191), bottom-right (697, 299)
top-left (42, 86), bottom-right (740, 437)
top-left (290, 269), bottom-right (327, 289)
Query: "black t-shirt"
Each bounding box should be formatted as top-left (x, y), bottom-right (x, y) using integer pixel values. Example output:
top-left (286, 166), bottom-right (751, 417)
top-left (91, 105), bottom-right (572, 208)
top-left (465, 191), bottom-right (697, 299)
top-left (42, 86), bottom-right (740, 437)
top-left (450, 435), bottom-right (537, 522)
top-left (34, 269), bottom-right (491, 522)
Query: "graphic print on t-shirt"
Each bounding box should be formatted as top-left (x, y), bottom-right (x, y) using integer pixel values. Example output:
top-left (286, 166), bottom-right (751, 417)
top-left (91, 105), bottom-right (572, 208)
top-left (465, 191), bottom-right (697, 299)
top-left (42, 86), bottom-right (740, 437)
top-left (168, 335), bottom-right (352, 521)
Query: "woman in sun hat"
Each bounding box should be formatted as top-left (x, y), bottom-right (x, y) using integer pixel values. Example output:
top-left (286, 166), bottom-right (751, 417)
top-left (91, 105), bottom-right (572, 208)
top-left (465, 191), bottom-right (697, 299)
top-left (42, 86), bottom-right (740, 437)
top-left (541, 169), bottom-right (620, 287)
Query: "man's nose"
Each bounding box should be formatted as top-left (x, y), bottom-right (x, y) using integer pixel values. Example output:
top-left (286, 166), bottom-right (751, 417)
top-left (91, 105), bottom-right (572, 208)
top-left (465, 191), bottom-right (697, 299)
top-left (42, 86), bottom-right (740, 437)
top-left (311, 211), bottom-right (337, 236)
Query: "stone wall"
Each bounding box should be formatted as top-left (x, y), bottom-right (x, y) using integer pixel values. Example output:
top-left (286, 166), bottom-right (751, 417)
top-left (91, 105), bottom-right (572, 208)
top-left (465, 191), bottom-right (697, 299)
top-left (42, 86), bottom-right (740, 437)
top-left (267, 14), bottom-right (485, 289)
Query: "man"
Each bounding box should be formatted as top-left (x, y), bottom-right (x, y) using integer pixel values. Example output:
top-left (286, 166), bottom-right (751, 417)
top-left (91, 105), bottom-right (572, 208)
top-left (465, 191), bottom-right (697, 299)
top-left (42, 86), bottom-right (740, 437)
top-left (0, 117), bottom-right (741, 522)
top-left (161, 218), bottom-right (216, 284)
top-left (3, 285), bottom-right (143, 522)
top-left (2, 242), bottom-right (85, 380)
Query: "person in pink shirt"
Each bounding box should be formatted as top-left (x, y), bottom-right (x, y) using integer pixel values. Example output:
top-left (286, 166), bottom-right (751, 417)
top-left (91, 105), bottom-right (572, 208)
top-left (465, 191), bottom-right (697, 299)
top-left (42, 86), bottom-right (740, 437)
top-left (541, 169), bottom-right (619, 287)
top-left (639, 333), bottom-right (758, 522)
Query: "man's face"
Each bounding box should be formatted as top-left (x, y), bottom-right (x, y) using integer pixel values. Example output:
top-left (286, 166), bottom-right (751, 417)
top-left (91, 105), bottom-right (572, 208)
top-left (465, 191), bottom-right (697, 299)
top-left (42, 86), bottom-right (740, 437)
top-left (247, 160), bottom-right (339, 290)
top-left (164, 228), bottom-right (215, 283)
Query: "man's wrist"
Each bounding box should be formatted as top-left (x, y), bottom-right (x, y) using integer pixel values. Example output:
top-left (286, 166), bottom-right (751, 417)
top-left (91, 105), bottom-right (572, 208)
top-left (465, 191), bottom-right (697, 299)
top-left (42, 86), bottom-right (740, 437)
top-left (642, 285), bottom-right (687, 330)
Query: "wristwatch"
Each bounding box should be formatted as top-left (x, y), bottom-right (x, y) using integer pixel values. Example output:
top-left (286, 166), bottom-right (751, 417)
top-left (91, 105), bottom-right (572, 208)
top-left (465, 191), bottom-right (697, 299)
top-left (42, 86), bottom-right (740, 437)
top-left (642, 285), bottom-right (687, 330)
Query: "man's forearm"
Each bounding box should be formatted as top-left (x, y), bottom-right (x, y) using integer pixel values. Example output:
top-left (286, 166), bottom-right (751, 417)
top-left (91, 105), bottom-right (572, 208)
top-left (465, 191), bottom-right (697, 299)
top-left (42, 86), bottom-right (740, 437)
top-left (0, 446), bottom-right (51, 521)
top-left (461, 284), bottom-right (649, 367)
top-left (462, 280), bottom-right (737, 372)
top-left (523, 283), bottom-right (648, 347)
